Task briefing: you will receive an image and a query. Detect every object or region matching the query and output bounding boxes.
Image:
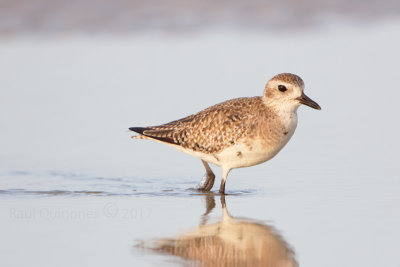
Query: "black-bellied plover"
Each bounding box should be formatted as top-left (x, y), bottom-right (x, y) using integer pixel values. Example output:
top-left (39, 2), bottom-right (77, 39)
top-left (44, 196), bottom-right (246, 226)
top-left (130, 73), bottom-right (321, 194)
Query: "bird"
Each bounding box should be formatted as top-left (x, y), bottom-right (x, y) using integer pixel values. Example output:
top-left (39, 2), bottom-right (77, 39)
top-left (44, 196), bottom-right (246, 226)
top-left (129, 73), bottom-right (321, 194)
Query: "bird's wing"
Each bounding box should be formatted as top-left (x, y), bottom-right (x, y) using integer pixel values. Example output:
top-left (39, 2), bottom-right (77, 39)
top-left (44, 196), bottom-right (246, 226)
top-left (130, 97), bottom-right (262, 153)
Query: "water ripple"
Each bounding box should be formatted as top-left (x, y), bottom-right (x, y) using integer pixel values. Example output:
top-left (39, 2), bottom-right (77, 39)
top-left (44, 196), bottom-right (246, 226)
top-left (0, 170), bottom-right (259, 198)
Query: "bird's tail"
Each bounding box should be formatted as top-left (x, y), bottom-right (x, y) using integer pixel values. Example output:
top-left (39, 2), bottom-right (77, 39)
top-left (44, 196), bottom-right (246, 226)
top-left (129, 127), bottom-right (152, 140)
top-left (129, 127), bottom-right (149, 134)
top-left (128, 126), bottom-right (177, 145)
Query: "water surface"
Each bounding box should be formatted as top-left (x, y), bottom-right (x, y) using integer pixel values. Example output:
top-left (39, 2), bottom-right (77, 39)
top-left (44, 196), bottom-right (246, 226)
top-left (1, 19), bottom-right (400, 267)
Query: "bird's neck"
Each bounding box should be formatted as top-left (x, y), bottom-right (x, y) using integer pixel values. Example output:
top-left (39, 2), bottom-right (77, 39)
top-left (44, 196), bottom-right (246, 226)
top-left (261, 98), bottom-right (298, 145)
top-left (262, 98), bottom-right (299, 137)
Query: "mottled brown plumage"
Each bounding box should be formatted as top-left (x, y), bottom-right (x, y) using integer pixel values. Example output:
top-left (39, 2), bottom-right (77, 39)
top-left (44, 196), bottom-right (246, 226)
top-left (135, 97), bottom-right (284, 154)
top-left (130, 73), bottom-right (321, 194)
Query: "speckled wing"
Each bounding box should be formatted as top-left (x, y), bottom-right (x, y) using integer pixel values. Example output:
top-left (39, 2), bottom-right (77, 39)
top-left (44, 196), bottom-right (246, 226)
top-left (130, 97), bottom-right (262, 154)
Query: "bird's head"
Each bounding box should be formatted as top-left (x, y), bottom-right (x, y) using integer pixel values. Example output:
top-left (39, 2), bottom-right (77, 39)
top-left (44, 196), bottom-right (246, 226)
top-left (263, 73), bottom-right (321, 111)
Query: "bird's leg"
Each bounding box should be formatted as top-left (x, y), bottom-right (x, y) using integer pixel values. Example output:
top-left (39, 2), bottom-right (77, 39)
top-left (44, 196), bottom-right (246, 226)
top-left (219, 168), bottom-right (231, 195)
top-left (197, 160), bottom-right (215, 191)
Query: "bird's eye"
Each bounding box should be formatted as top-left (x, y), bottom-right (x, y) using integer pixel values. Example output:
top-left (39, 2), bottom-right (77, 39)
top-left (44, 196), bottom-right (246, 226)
top-left (278, 85), bottom-right (287, 92)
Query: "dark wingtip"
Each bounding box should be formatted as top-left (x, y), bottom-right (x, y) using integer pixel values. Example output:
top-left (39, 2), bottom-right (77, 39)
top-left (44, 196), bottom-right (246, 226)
top-left (129, 127), bottom-right (148, 135)
top-left (129, 126), bottom-right (177, 145)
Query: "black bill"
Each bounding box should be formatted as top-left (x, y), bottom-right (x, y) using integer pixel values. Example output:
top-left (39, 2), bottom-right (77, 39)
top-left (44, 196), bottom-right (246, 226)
top-left (297, 92), bottom-right (321, 110)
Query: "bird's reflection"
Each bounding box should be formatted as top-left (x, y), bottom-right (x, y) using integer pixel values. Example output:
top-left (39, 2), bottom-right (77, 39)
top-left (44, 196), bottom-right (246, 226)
top-left (139, 195), bottom-right (297, 267)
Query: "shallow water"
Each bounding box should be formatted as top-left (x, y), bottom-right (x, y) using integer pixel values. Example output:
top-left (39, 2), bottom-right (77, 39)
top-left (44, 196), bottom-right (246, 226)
top-left (1, 20), bottom-right (400, 266)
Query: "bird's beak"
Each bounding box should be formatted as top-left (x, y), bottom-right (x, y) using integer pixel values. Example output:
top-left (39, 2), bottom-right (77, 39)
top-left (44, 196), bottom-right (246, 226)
top-left (297, 92), bottom-right (321, 110)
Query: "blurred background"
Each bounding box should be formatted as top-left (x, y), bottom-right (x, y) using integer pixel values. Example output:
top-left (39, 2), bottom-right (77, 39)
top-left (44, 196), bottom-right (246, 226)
top-left (1, 1), bottom-right (400, 267)
top-left (1, 0), bottom-right (400, 35)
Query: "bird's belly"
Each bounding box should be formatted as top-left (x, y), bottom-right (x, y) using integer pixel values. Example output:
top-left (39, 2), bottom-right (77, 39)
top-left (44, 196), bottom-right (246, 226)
top-left (215, 135), bottom-right (292, 169)
top-left (175, 123), bottom-right (295, 170)
top-left (174, 140), bottom-right (277, 169)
